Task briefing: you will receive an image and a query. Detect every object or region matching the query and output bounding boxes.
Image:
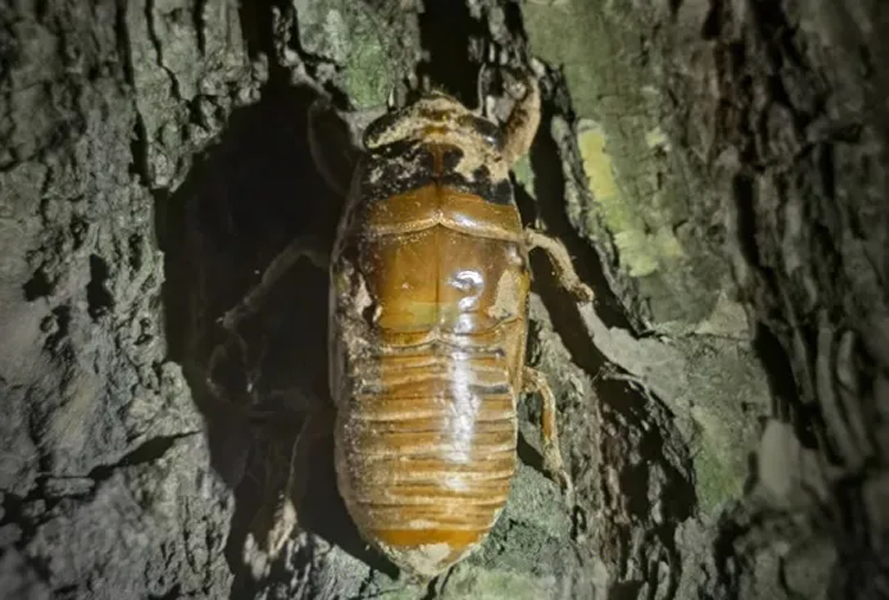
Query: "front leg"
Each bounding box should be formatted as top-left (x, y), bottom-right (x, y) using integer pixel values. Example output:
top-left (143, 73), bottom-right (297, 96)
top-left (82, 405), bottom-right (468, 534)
top-left (524, 228), bottom-right (595, 304)
top-left (501, 69), bottom-right (542, 168)
top-left (206, 235), bottom-right (329, 413)
top-left (220, 235), bottom-right (329, 332)
top-left (522, 366), bottom-right (574, 504)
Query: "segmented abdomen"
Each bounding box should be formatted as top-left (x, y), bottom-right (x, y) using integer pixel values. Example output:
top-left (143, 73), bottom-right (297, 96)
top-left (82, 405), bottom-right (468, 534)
top-left (330, 160), bottom-right (530, 577)
top-left (335, 339), bottom-right (518, 575)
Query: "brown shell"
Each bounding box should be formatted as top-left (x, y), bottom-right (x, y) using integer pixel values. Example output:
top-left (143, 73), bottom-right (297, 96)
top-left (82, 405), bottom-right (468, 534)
top-left (328, 104), bottom-right (530, 578)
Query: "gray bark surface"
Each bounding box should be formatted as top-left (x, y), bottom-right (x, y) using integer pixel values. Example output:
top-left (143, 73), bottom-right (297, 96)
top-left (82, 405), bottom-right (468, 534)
top-left (0, 1), bottom-right (885, 599)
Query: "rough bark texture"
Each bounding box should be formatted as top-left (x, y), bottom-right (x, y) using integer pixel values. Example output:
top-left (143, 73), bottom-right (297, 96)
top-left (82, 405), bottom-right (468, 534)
top-left (0, 0), bottom-right (886, 599)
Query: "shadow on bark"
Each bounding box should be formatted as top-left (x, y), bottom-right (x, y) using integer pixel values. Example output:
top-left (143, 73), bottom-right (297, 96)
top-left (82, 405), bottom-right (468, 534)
top-left (156, 79), bottom-right (398, 596)
top-left (415, 1), bottom-right (485, 105)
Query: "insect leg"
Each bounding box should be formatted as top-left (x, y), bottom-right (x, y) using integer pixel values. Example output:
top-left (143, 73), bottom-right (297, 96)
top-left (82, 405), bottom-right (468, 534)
top-left (220, 235), bottom-right (329, 333)
top-left (206, 236), bottom-right (328, 421)
top-left (501, 70), bottom-right (542, 167)
top-left (522, 366), bottom-right (574, 503)
top-left (246, 407), bottom-right (334, 568)
top-left (524, 228), bottom-right (595, 303)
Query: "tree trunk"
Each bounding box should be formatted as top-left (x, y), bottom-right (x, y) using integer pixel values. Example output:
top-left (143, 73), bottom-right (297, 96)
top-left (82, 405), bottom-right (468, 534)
top-left (0, 1), bottom-right (885, 599)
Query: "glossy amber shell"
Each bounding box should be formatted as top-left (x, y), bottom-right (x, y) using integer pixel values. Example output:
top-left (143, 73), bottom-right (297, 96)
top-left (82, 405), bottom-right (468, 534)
top-left (329, 140), bottom-right (530, 578)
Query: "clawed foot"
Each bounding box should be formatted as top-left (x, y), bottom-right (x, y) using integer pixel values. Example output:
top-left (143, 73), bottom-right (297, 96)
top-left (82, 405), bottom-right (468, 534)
top-left (543, 446), bottom-right (575, 506)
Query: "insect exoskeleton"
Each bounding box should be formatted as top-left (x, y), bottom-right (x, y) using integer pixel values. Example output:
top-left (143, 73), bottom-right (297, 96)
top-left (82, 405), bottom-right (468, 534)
top-left (216, 69), bottom-right (592, 580)
top-left (327, 77), bottom-right (584, 579)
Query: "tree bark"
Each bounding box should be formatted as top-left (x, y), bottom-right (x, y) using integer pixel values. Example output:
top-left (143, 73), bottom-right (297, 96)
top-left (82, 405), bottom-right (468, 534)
top-left (0, 1), bottom-right (885, 599)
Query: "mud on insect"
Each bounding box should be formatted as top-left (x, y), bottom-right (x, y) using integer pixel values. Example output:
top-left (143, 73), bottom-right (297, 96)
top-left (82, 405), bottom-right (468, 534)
top-left (217, 67), bottom-right (595, 581)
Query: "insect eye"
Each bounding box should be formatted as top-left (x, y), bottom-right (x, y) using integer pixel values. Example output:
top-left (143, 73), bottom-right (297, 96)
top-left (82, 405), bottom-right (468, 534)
top-left (363, 110), bottom-right (403, 149)
top-left (457, 114), bottom-right (503, 150)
